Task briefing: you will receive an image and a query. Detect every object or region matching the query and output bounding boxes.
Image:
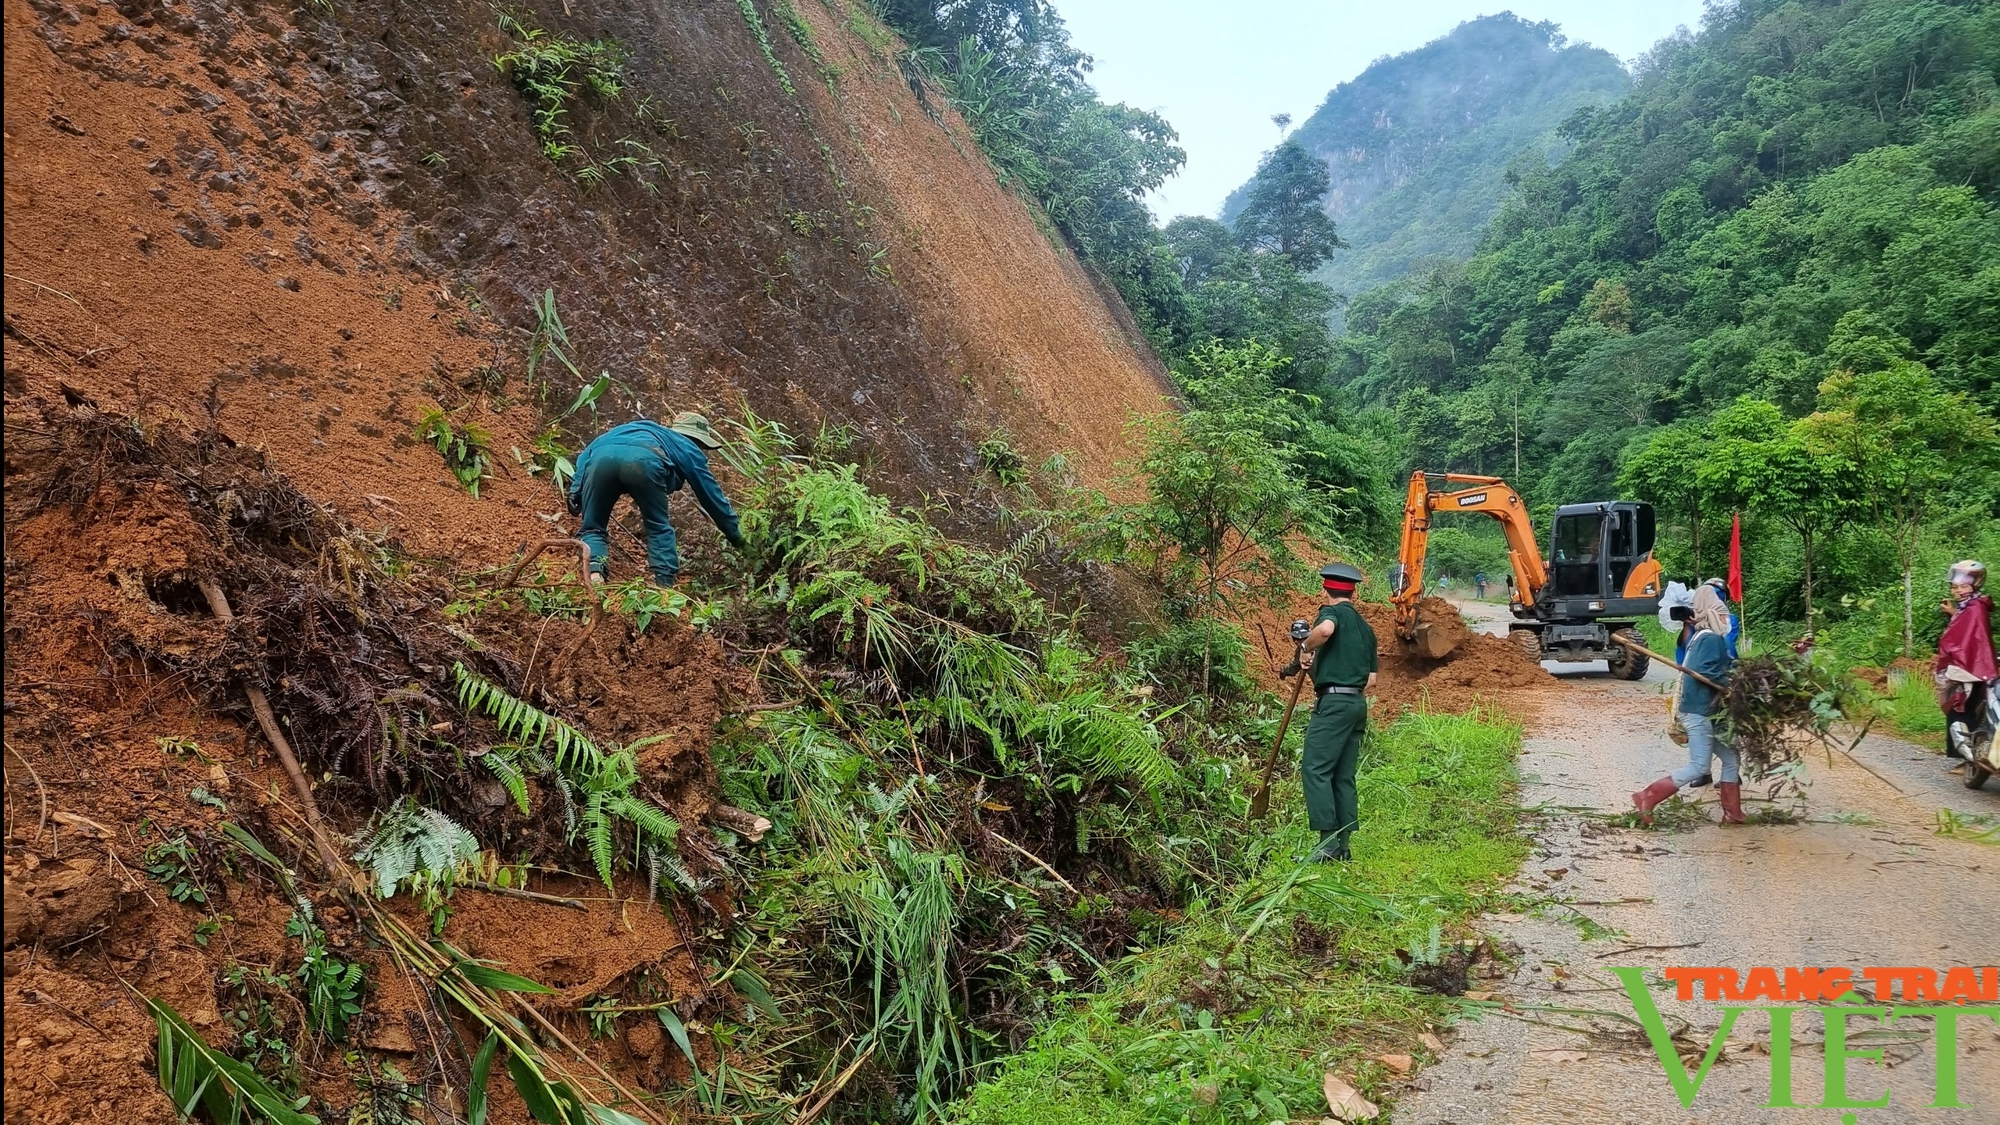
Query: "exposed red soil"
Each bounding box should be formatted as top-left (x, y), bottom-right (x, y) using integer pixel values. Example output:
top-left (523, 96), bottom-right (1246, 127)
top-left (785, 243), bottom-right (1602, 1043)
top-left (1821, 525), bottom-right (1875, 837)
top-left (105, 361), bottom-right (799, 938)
top-left (2, 0), bottom-right (559, 567)
top-left (1, 402), bottom-right (749, 1123)
top-left (793, 2), bottom-right (1174, 488)
top-left (1240, 592), bottom-right (1553, 718)
top-left (4, 0), bottom-right (1187, 1120)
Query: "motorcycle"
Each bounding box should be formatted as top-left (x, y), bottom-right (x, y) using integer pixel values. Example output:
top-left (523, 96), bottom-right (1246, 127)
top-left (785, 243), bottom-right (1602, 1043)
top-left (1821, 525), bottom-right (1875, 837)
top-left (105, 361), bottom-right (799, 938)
top-left (1949, 680), bottom-right (2000, 790)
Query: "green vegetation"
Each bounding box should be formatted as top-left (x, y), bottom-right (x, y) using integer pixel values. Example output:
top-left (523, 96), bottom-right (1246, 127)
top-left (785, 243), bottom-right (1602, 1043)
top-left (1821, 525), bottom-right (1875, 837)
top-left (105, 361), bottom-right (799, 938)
top-left (494, 13), bottom-right (628, 165)
top-left (1321, 0), bottom-right (1999, 664)
top-left (735, 0), bottom-right (797, 97)
top-left (492, 14), bottom-right (675, 188)
top-left (286, 908), bottom-right (365, 1041)
top-left (143, 833), bottom-right (209, 904)
top-left (953, 709), bottom-right (1525, 1124)
top-left (220, 964), bottom-right (302, 1087)
top-left (415, 407), bottom-right (493, 498)
top-left (151, 996), bottom-right (318, 1125)
top-left (1125, 344), bottom-right (1334, 693)
top-left (453, 666), bottom-right (686, 891)
top-left (1224, 15), bottom-right (1630, 314)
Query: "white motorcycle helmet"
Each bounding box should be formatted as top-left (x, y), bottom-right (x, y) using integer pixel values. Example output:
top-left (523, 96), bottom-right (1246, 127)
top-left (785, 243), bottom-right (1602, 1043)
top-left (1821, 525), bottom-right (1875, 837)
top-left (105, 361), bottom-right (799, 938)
top-left (1947, 559), bottom-right (1986, 590)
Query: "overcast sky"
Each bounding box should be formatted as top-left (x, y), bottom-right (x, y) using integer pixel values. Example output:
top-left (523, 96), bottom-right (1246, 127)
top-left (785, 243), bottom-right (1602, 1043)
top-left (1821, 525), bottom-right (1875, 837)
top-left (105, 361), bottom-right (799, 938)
top-left (1055, 1), bottom-right (1711, 221)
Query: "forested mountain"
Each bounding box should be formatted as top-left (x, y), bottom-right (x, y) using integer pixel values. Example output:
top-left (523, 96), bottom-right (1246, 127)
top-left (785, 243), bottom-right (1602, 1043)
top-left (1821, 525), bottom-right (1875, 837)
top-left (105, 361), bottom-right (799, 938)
top-left (1333, 0), bottom-right (1999, 653)
top-left (1220, 14), bottom-right (1629, 315)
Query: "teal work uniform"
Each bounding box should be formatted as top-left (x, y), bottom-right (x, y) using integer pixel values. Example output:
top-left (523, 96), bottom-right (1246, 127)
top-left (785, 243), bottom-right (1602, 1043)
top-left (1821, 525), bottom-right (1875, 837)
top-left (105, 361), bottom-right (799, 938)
top-left (566, 421), bottom-right (743, 585)
top-left (1301, 600), bottom-right (1377, 857)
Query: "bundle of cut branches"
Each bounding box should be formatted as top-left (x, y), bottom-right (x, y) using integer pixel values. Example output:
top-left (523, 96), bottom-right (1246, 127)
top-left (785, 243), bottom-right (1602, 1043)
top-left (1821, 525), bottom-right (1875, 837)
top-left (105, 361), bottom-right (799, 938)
top-left (1716, 652), bottom-right (1857, 801)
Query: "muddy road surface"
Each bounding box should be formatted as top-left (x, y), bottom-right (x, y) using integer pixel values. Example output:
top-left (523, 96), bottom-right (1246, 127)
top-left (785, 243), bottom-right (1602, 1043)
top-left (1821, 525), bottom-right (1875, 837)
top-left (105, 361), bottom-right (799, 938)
top-left (1396, 600), bottom-right (2000, 1124)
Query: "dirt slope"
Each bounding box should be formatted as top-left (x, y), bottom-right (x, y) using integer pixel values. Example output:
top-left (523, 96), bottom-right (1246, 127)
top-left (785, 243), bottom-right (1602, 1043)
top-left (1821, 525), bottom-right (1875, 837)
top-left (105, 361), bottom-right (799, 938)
top-left (4, 1), bottom-right (1173, 1120)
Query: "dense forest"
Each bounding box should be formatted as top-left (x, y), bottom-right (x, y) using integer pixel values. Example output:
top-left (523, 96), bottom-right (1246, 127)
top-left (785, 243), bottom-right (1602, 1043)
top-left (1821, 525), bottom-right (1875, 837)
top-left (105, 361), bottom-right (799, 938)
top-left (895, 0), bottom-right (1998, 663)
top-left (1326, 0), bottom-right (1999, 658)
top-left (1221, 14), bottom-right (1631, 322)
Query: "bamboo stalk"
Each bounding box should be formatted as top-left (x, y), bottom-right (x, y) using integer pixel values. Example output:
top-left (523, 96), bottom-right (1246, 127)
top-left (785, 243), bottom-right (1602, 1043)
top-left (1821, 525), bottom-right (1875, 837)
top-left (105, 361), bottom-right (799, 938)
top-left (988, 830), bottom-right (1077, 895)
top-left (463, 881), bottom-right (590, 911)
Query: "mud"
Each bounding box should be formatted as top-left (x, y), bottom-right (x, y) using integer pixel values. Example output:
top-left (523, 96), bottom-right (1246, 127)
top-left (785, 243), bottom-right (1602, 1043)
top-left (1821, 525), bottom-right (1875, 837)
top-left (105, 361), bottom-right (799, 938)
top-left (1239, 592), bottom-right (1553, 717)
top-left (0, 403), bottom-right (750, 1123)
top-left (1393, 662), bottom-right (2000, 1123)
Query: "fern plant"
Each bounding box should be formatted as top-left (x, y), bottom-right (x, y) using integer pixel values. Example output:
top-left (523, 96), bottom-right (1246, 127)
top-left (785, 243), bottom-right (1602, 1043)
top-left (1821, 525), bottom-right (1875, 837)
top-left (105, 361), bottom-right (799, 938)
top-left (286, 908), bottom-right (364, 1040)
top-left (454, 664), bottom-right (681, 891)
top-left (355, 800), bottom-right (481, 931)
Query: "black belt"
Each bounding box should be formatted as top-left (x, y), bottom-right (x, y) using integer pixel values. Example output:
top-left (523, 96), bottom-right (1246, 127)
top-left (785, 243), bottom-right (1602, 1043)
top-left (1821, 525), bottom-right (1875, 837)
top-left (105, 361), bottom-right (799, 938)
top-left (1319, 684), bottom-right (1364, 696)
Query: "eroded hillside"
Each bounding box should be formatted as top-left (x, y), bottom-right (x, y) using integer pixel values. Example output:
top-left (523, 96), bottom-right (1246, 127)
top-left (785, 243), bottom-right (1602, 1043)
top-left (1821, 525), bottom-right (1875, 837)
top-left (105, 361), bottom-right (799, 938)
top-left (5, 0), bottom-right (1170, 553)
top-left (4, 0), bottom-right (1174, 1121)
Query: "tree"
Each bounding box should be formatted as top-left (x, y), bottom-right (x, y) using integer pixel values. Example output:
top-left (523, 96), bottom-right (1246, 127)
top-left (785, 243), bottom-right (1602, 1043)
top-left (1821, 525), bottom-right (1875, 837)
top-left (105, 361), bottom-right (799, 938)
top-left (1801, 354), bottom-right (1998, 654)
top-left (1128, 343), bottom-right (1330, 694)
top-left (1696, 398), bottom-right (1856, 634)
top-left (1472, 322), bottom-right (1542, 477)
top-left (1232, 141), bottom-right (1345, 272)
top-left (1617, 418), bottom-right (1718, 577)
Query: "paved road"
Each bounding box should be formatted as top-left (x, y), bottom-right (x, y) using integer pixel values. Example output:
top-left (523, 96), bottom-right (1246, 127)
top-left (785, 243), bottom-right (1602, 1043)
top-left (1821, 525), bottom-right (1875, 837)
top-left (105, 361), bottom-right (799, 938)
top-left (1393, 601), bottom-right (2000, 1124)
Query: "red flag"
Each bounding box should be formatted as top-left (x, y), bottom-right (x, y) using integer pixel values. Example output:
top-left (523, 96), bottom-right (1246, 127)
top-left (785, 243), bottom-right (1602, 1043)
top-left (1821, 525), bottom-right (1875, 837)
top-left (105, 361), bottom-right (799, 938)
top-left (1727, 512), bottom-right (1744, 602)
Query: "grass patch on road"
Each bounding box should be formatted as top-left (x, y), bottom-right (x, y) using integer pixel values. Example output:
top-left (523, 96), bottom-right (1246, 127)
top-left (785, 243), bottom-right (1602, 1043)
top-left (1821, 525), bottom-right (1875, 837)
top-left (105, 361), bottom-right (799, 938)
top-left (950, 708), bottom-right (1526, 1125)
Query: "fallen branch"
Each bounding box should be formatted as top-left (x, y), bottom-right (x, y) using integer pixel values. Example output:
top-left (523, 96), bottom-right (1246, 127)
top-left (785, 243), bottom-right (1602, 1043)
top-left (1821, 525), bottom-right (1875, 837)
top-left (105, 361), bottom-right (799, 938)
top-left (197, 580), bottom-right (345, 878)
top-left (988, 830), bottom-right (1077, 895)
top-left (795, 1043), bottom-right (877, 1125)
top-left (501, 538), bottom-right (604, 679)
top-left (707, 804), bottom-right (774, 843)
top-left (464, 881), bottom-right (589, 912)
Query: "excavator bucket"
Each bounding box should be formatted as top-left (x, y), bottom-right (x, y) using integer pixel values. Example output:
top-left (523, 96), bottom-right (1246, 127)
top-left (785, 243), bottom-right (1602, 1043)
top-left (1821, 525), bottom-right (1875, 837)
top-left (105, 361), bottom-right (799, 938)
top-left (1407, 598), bottom-right (1471, 660)
top-left (1411, 622), bottom-right (1458, 660)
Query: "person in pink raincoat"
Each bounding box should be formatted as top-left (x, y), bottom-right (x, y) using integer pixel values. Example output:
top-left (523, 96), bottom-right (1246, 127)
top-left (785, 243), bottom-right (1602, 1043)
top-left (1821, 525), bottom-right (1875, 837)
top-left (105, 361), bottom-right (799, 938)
top-left (1935, 559), bottom-right (1995, 767)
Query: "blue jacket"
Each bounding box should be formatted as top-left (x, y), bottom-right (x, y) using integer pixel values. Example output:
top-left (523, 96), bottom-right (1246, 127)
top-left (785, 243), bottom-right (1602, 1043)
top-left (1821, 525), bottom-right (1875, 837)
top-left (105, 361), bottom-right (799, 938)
top-left (567, 421), bottom-right (742, 543)
top-left (1677, 630), bottom-right (1735, 716)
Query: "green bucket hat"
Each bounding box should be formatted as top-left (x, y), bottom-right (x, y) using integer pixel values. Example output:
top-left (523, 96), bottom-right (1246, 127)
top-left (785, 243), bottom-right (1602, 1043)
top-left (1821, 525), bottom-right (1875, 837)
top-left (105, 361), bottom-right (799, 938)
top-left (669, 411), bottom-right (725, 450)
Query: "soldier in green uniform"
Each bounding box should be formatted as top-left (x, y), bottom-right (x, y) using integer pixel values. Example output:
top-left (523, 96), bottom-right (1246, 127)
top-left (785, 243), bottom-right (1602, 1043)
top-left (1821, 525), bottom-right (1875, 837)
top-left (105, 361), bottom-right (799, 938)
top-left (1298, 562), bottom-right (1378, 862)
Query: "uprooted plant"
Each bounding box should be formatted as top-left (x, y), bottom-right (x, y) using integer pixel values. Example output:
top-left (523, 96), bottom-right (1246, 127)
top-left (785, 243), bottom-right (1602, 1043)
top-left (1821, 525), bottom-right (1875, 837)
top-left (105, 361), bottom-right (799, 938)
top-left (1716, 650), bottom-right (1862, 805)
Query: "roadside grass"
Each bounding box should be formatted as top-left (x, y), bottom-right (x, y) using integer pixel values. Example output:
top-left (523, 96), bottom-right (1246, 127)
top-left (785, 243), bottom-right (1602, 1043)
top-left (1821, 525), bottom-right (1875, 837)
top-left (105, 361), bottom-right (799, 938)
top-left (950, 707), bottom-right (1526, 1125)
top-left (1865, 671), bottom-right (1947, 745)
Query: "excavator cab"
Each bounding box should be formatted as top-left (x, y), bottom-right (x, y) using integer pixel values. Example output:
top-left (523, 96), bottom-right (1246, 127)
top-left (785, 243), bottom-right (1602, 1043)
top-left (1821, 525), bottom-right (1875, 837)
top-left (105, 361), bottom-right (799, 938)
top-left (1545, 502), bottom-right (1660, 611)
top-left (1529, 501), bottom-right (1664, 676)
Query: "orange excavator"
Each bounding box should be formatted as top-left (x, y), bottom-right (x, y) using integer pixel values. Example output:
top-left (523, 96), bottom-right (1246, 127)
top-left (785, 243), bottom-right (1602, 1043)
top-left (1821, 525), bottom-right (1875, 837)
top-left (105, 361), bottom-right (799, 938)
top-left (1390, 472), bottom-right (1664, 678)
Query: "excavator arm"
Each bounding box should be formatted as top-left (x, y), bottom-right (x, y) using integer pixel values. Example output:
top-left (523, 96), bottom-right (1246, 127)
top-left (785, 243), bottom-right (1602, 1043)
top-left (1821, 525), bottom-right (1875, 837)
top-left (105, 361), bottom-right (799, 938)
top-left (1392, 472), bottom-right (1548, 651)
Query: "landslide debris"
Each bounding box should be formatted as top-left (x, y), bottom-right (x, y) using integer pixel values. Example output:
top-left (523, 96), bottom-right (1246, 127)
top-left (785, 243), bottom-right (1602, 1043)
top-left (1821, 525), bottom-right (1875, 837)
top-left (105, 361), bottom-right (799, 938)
top-left (2, 401), bottom-right (737, 1120)
top-left (1242, 595), bottom-right (1552, 716)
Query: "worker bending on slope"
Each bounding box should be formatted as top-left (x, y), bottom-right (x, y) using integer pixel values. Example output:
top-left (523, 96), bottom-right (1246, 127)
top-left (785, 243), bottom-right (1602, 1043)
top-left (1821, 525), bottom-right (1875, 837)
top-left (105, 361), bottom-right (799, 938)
top-left (567, 413), bottom-right (744, 586)
top-left (1298, 562), bottom-right (1379, 863)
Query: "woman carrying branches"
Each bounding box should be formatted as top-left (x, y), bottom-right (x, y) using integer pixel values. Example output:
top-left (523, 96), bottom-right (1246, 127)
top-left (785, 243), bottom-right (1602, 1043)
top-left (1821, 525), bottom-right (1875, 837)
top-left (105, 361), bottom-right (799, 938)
top-left (1633, 584), bottom-right (1745, 825)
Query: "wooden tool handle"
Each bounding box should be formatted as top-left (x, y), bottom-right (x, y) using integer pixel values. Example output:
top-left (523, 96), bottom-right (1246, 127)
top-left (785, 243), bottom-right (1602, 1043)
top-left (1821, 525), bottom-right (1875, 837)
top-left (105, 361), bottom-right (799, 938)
top-left (1611, 633), bottom-right (1725, 691)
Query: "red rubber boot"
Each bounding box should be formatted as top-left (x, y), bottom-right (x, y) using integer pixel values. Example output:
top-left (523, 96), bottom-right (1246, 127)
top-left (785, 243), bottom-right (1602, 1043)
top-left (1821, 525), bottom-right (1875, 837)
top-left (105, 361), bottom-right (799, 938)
top-left (1717, 782), bottom-right (1747, 825)
top-left (1631, 777), bottom-right (1679, 825)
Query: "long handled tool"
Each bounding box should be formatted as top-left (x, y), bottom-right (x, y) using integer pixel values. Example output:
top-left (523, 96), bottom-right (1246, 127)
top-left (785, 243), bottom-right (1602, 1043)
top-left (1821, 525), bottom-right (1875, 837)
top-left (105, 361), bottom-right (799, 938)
top-left (1610, 634), bottom-right (1724, 690)
top-left (1249, 635), bottom-right (1311, 820)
